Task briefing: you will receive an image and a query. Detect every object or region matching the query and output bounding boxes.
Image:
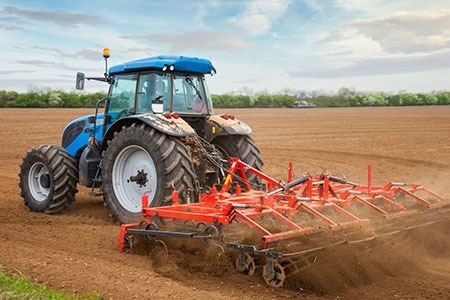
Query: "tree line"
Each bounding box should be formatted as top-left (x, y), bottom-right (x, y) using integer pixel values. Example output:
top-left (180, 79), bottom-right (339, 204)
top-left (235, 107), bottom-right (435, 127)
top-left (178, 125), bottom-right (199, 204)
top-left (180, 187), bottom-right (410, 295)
top-left (1, 89), bottom-right (449, 108)
top-left (212, 91), bottom-right (450, 108)
top-left (0, 90), bottom-right (106, 108)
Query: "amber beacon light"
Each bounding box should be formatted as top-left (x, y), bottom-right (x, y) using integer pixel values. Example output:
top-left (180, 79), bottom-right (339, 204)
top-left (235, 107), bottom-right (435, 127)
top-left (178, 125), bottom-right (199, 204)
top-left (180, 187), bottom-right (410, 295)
top-left (103, 48), bottom-right (110, 59)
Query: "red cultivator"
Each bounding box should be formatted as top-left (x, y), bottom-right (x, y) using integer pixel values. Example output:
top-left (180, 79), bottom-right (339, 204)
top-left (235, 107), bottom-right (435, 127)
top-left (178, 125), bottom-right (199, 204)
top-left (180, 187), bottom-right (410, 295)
top-left (118, 158), bottom-right (449, 287)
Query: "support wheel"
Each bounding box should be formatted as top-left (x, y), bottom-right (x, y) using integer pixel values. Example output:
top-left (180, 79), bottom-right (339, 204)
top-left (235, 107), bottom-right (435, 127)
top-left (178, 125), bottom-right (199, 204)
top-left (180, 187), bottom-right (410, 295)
top-left (19, 145), bottom-right (78, 213)
top-left (235, 252), bottom-right (256, 275)
top-left (263, 259), bottom-right (286, 287)
top-left (122, 235), bottom-right (134, 253)
top-left (203, 224), bottom-right (219, 243)
top-left (102, 123), bottom-right (196, 224)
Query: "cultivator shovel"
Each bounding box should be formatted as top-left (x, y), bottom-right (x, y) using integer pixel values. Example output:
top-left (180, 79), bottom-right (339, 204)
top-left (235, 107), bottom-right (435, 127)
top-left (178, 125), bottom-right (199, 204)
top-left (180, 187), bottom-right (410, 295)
top-left (118, 158), bottom-right (449, 287)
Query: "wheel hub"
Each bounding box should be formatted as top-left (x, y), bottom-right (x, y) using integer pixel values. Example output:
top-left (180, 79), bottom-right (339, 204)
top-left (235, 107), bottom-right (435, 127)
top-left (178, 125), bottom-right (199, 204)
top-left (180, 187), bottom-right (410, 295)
top-left (129, 170), bottom-right (148, 187)
top-left (40, 174), bottom-right (51, 189)
top-left (28, 162), bottom-right (51, 202)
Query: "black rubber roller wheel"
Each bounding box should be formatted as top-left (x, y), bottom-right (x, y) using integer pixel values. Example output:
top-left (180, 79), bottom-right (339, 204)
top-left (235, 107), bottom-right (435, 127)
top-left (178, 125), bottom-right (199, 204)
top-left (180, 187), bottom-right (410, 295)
top-left (212, 135), bottom-right (264, 190)
top-left (102, 123), bottom-right (197, 224)
top-left (19, 145), bottom-right (78, 213)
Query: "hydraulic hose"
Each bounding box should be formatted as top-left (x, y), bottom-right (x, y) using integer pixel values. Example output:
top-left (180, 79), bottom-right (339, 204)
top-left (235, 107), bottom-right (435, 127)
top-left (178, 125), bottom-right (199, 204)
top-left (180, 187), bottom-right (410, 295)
top-left (267, 175), bottom-right (309, 196)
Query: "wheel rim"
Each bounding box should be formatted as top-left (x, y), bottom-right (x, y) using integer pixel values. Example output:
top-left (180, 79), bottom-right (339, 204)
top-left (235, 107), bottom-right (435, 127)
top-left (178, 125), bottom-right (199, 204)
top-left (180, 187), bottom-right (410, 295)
top-left (112, 145), bottom-right (157, 213)
top-left (28, 162), bottom-right (51, 202)
top-left (263, 260), bottom-right (286, 287)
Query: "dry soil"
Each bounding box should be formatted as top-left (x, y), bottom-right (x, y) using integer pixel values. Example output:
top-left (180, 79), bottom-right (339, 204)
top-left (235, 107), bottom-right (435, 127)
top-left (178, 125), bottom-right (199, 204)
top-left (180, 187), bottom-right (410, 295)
top-left (0, 107), bottom-right (449, 299)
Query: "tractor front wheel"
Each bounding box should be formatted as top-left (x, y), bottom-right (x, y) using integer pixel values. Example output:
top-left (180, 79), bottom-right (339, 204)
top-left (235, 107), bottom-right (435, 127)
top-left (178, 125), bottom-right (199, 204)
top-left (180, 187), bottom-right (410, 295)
top-left (19, 145), bottom-right (78, 213)
top-left (102, 123), bottom-right (196, 224)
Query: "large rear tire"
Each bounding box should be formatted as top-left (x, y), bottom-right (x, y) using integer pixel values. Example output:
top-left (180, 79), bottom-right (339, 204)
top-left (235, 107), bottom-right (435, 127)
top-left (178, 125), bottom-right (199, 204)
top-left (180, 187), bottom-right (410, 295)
top-left (102, 123), bottom-right (196, 224)
top-left (212, 135), bottom-right (264, 190)
top-left (19, 145), bottom-right (78, 213)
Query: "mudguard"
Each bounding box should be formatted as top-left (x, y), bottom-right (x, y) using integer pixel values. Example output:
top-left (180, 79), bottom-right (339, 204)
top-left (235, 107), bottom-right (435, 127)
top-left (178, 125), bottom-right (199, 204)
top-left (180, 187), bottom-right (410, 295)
top-left (102, 113), bottom-right (196, 149)
top-left (205, 115), bottom-right (252, 141)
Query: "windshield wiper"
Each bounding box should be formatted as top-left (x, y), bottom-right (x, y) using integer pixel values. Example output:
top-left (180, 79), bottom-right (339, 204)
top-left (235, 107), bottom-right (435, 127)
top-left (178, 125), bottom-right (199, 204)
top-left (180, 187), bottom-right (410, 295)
top-left (185, 77), bottom-right (203, 100)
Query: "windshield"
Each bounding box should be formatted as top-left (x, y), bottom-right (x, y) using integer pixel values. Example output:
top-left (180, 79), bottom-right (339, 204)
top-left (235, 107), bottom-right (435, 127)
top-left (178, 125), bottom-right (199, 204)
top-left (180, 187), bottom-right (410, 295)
top-left (172, 74), bottom-right (208, 114)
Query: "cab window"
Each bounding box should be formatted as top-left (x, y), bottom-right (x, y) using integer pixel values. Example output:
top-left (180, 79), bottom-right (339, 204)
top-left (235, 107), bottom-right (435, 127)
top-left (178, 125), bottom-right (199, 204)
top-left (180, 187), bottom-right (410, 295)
top-left (108, 73), bottom-right (137, 121)
top-left (172, 74), bottom-right (207, 114)
top-left (202, 77), bottom-right (214, 114)
top-left (137, 72), bottom-right (170, 113)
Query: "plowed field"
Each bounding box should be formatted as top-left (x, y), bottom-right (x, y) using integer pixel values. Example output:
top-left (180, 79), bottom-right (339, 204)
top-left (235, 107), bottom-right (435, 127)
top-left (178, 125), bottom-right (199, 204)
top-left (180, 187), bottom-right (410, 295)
top-left (1, 107), bottom-right (449, 299)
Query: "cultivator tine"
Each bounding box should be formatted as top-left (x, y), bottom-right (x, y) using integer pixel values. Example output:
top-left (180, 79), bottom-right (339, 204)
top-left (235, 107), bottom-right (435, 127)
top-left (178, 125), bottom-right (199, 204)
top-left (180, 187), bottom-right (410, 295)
top-left (353, 196), bottom-right (391, 215)
top-left (118, 223), bottom-right (139, 251)
top-left (118, 158), bottom-right (450, 287)
top-left (416, 186), bottom-right (446, 201)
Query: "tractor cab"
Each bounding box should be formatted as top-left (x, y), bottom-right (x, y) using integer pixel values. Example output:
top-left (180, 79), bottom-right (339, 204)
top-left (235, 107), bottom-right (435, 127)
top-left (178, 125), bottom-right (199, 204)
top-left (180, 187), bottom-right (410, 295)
top-left (106, 55), bottom-right (215, 120)
top-left (106, 68), bottom-right (214, 125)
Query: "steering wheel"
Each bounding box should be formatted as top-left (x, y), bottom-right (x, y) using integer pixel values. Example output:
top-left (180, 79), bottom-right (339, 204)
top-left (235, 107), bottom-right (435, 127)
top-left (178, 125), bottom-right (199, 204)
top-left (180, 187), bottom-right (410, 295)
top-left (117, 108), bottom-right (130, 119)
top-left (152, 95), bottom-right (164, 104)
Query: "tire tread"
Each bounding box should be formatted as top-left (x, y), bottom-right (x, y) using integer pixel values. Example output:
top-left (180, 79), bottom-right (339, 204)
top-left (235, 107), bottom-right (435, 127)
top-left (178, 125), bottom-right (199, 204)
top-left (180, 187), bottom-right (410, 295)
top-left (18, 145), bottom-right (78, 214)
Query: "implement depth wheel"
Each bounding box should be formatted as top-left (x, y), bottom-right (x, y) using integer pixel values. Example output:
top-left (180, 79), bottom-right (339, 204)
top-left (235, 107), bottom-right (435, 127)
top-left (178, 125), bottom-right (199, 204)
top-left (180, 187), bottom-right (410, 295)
top-left (213, 135), bottom-right (264, 190)
top-left (263, 259), bottom-right (286, 287)
top-left (19, 145), bottom-right (78, 213)
top-left (235, 252), bottom-right (256, 276)
top-left (102, 123), bottom-right (196, 224)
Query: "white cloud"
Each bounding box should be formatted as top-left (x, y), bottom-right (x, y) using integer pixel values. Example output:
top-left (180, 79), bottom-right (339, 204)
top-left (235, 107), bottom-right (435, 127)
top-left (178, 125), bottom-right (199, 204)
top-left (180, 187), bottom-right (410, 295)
top-left (289, 50), bottom-right (450, 78)
top-left (0, 5), bottom-right (101, 27)
top-left (317, 27), bottom-right (382, 60)
top-left (333, 0), bottom-right (450, 15)
top-left (352, 10), bottom-right (450, 54)
top-left (228, 14), bottom-right (270, 36)
top-left (130, 31), bottom-right (249, 53)
top-left (300, 4), bottom-right (450, 85)
top-left (227, 0), bottom-right (293, 36)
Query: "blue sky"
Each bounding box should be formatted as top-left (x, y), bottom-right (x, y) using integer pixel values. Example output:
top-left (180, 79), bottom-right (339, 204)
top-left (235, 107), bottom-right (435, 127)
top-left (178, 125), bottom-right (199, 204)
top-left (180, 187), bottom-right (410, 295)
top-left (1, 0), bottom-right (450, 94)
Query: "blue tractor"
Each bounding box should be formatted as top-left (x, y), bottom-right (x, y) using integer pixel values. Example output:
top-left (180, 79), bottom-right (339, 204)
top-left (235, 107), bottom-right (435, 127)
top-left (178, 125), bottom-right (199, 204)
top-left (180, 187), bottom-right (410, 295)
top-left (18, 49), bottom-right (263, 224)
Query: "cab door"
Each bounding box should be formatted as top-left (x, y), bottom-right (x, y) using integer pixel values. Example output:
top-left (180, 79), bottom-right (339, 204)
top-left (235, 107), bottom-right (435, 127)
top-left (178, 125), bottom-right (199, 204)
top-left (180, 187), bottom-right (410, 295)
top-left (104, 73), bottom-right (138, 130)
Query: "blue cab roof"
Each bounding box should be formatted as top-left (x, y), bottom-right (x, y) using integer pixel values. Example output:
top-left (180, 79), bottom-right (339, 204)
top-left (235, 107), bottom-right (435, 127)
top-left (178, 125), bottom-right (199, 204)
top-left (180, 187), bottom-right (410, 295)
top-left (108, 55), bottom-right (216, 75)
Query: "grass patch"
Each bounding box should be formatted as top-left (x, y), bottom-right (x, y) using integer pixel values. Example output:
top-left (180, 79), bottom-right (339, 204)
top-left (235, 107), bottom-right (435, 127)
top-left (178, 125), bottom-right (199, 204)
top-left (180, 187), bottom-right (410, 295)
top-left (0, 270), bottom-right (102, 300)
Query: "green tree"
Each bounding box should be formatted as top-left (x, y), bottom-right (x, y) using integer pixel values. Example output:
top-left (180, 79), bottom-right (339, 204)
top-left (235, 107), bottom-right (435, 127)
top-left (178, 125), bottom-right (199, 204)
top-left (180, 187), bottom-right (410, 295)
top-left (436, 92), bottom-right (450, 105)
top-left (255, 95), bottom-right (273, 107)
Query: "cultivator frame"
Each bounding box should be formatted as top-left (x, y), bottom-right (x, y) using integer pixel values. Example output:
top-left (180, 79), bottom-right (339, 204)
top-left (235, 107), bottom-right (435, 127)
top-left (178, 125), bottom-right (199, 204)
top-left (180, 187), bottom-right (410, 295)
top-left (118, 158), bottom-right (449, 287)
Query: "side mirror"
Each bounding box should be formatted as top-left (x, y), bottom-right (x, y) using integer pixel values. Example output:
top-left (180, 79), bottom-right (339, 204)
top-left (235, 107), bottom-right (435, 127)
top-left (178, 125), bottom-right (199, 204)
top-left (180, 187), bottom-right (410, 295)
top-left (76, 72), bottom-right (85, 90)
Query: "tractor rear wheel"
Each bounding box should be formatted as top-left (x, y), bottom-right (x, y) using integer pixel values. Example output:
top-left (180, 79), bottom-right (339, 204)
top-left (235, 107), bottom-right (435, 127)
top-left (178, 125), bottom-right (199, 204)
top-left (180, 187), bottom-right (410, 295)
top-left (212, 135), bottom-right (264, 190)
top-left (19, 145), bottom-right (78, 213)
top-left (102, 123), bottom-right (196, 224)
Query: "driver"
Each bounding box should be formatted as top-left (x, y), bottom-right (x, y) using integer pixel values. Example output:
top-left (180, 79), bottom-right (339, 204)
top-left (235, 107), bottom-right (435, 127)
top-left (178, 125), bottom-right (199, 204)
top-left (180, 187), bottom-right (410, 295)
top-left (138, 74), bottom-right (167, 113)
